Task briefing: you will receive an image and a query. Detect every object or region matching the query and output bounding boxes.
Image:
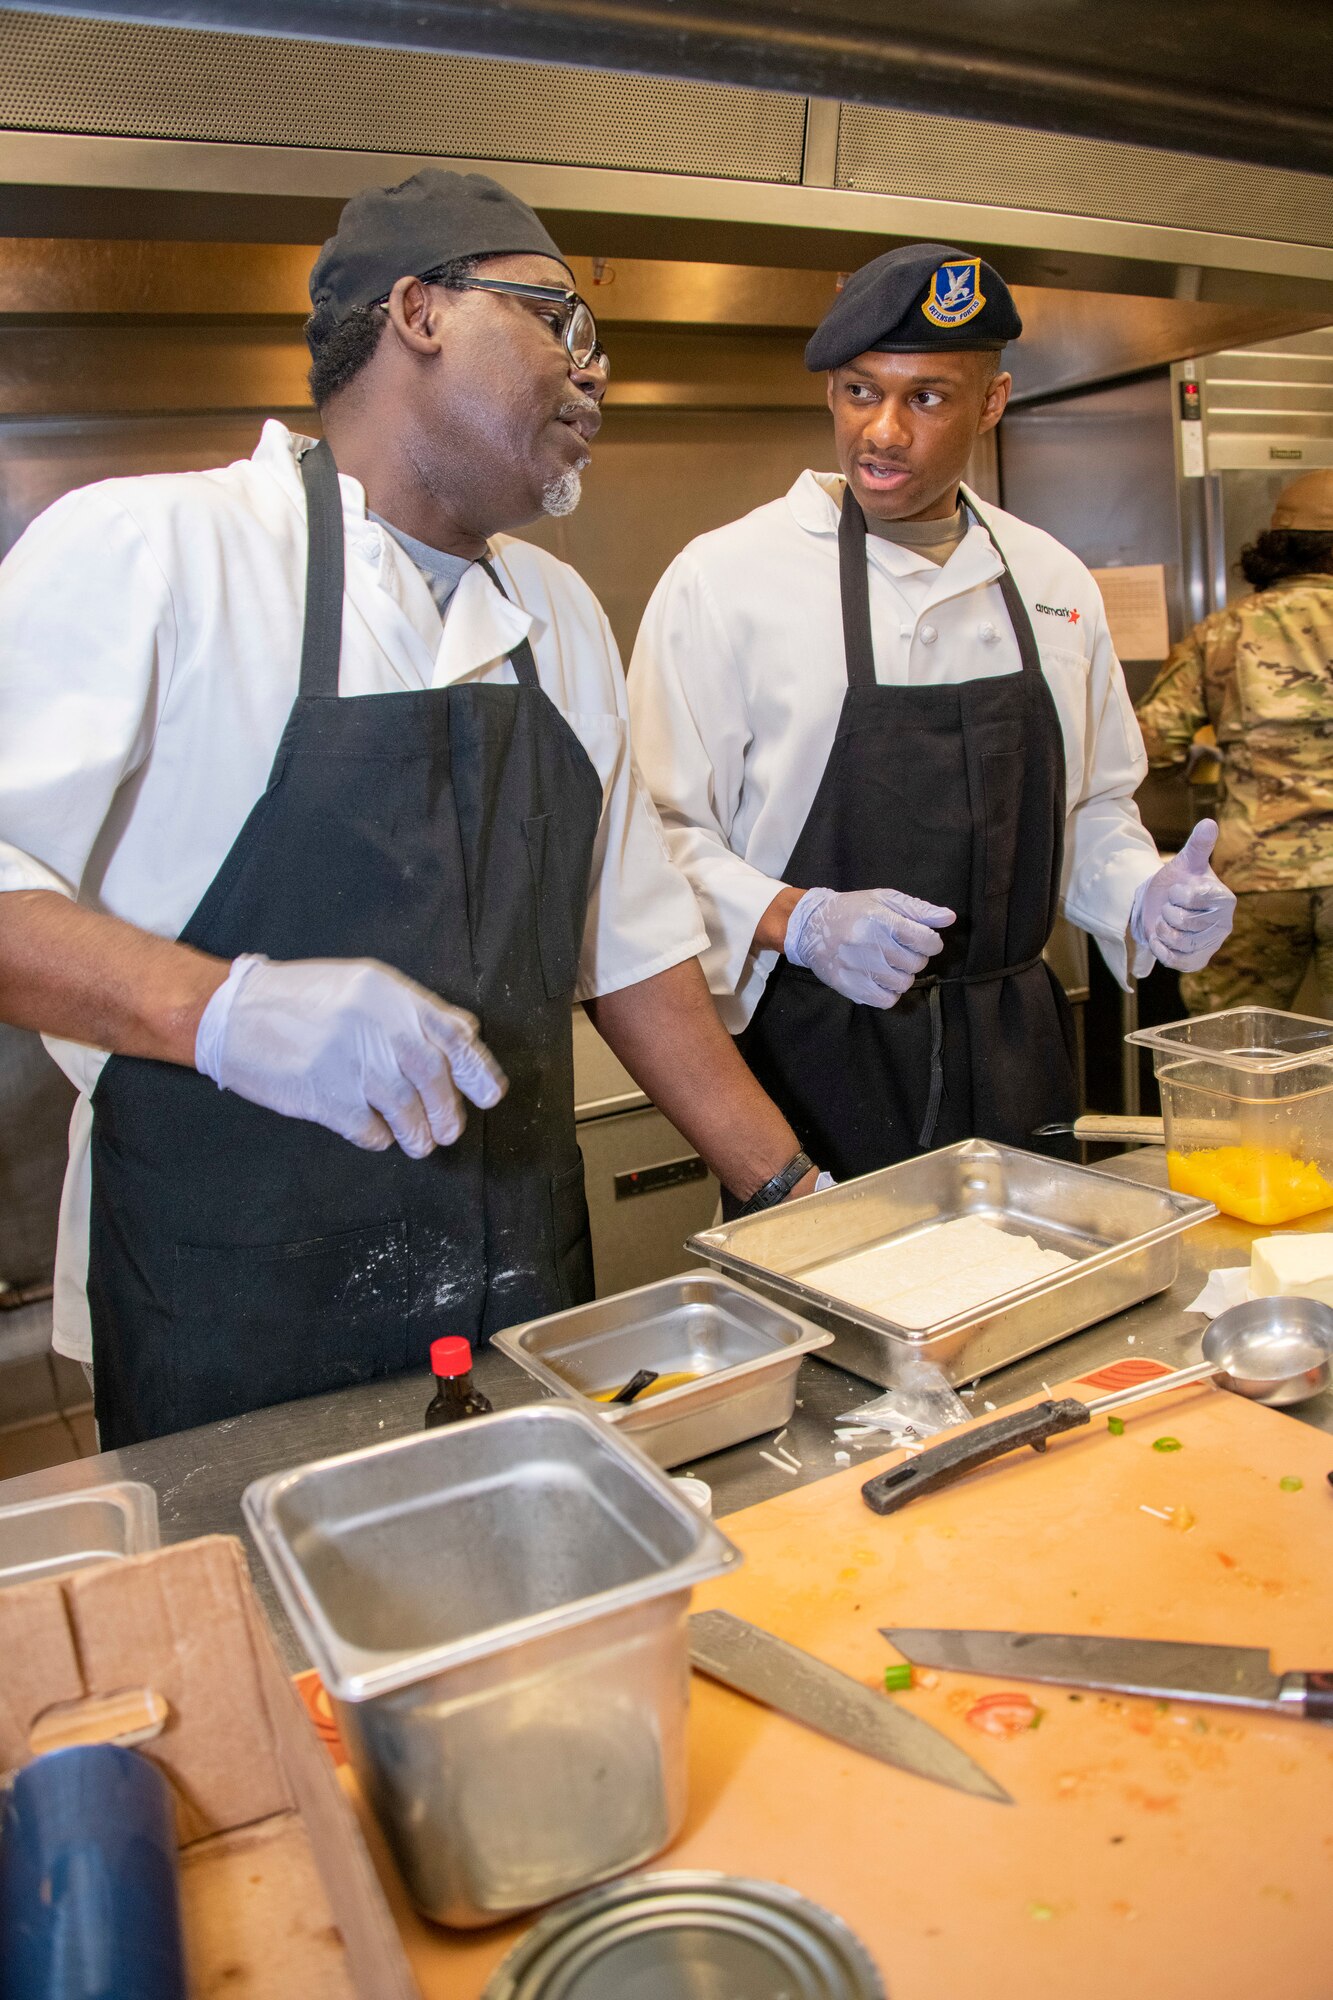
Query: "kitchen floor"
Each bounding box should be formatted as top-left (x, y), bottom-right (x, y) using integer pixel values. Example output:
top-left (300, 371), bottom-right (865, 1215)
top-left (0, 1297), bottom-right (96, 1476)
top-left (0, 1406), bottom-right (96, 1477)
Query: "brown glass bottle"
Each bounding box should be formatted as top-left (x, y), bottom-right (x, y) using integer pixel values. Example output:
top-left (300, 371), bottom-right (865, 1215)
top-left (425, 1336), bottom-right (493, 1427)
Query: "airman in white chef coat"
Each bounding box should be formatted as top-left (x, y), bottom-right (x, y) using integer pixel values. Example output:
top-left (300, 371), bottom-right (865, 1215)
top-left (629, 243), bottom-right (1235, 1192)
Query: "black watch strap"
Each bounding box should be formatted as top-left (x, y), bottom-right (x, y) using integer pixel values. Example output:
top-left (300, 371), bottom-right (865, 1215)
top-left (733, 1150), bottom-right (816, 1218)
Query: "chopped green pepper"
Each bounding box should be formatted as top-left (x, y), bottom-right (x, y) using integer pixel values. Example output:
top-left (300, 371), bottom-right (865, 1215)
top-left (1106, 1416), bottom-right (1125, 1436)
top-left (1279, 1475), bottom-right (1304, 1492)
top-left (1152, 1436), bottom-right (1183, 1452)
top-left (883, 1662), bottom-right (914, 1692)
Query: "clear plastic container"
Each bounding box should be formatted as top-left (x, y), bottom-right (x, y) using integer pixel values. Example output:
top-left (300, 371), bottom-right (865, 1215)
top-left (1128, 1007), bottom-right (1333, 1225)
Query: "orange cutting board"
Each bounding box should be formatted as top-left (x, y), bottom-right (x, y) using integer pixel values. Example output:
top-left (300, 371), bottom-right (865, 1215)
top-left (344, 1363), bottom-right (1333, 2000)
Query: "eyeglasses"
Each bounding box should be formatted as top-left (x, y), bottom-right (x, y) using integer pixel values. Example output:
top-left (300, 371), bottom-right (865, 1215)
top-left (382, 270), bottom-right (603, 371)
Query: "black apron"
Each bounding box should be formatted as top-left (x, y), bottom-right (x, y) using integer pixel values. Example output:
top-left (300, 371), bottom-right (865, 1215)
top-left (87, 440), bottom-right (602, 1447)
top-left (737, 488), bottom-right (1078, 1183)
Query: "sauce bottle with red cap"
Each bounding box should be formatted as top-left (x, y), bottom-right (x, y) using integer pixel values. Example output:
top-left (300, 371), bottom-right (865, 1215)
top-left (424, 1336), bottom-right (493, 1428)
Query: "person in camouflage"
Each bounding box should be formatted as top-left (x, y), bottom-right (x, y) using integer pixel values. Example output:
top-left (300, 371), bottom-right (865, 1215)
top-left (1136, 470), bottom-right (1333, 1013)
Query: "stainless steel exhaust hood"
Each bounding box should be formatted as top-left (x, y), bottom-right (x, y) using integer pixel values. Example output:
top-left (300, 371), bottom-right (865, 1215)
top-left (3, 0), bottom-right (1329, 177)
top-left (0, 10), bottom-right (1329, 320)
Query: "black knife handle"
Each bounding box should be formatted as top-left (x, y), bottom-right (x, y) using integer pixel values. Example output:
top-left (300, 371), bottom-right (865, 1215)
top-left (1303, 1673), bottom-right (1333, 1721)
top-left (861, 1399), bottom-right (1092, 1516)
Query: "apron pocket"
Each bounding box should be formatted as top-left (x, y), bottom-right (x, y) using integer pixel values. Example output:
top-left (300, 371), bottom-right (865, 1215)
top-left (549, 1154), bottom-right (594, 1308)
top-left (170, 1218), bottom-right (409, 1428)
top-left (524, 810), bottom-right (584, 999)
top-left (981, 750), bottom-right (1026, 898)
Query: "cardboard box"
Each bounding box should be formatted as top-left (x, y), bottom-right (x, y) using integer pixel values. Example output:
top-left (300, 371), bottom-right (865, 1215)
top-left (0, 1534), bottom-right (418, 2000)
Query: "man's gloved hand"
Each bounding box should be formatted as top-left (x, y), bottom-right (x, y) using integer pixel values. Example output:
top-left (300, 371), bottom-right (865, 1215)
top-left (1131, 819), bottom-right (1236, 972)
top-left (783, 886), bottom-right (955, 1008)
top-left (195, 954), bottom-right (507, 1158)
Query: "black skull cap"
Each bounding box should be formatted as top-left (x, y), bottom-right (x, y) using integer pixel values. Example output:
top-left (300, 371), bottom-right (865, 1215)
top-left (309, 168), bottom-right (572, 321)
top-left (805, 242), bottom-right (1022, 370)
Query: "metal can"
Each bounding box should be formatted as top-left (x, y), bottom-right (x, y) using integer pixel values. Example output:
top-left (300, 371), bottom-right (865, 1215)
top-left (482, 1870), bottom-right (887, 1999)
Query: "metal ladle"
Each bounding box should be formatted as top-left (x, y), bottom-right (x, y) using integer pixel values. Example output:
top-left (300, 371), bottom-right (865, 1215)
top-left (863, 1297), bottom-right (1333, 1517)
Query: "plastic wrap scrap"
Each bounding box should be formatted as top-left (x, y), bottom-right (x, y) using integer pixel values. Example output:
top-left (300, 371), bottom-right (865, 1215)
top-left (836, 1361), bottom-right (970, 1444)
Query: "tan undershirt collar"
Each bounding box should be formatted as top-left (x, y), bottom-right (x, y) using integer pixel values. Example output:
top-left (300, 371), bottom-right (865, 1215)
top-left (865, 503), bottom-right (968, 567)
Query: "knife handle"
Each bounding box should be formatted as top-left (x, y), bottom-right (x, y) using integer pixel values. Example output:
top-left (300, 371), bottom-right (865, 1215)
top-left (1300, 1673), bottom-right (1333, 1721)
top-left (861, 1399), bottom-right (1091, 1516)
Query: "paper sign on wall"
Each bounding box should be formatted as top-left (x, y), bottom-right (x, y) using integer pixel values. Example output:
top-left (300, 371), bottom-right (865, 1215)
top-left (1090, 563), bottom-right (1171, 662)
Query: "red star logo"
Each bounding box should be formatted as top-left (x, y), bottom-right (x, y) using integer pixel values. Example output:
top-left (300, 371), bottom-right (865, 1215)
top-left (1069, 608), bottom-right (1081, 624)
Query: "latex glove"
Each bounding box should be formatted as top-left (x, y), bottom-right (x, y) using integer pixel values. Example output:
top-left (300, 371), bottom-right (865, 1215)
top-left (195, 954), bottom-right (507, 1158)
top-left (784, 886), bottom-right (955, 1008)
top-left (1131, 819), bottom-right (1236, 973)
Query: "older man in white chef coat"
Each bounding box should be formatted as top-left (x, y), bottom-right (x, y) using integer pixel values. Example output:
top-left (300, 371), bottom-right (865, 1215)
top-left (630, 243), bottom-right (1235, 1192)
top-left (0, 170), bottom-right (819, 1447)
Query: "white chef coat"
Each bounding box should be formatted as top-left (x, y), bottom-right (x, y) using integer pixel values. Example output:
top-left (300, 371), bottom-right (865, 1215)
top-left (629, 470), bottom-right (1161, 1035)
top-left (0, 420), bottom-right (705, 1361)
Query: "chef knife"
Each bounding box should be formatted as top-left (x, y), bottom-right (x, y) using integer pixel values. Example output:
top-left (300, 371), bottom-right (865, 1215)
top-left (883, 1627), bottom-right (1333, 1721)
top-left (688, 1608), bottom-right (1011, 1803)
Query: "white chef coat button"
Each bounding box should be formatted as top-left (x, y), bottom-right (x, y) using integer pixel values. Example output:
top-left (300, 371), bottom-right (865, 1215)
top-left (978, 621), bottom-right (999, 644)
top-left (919, 623), bottom-right (938, 646)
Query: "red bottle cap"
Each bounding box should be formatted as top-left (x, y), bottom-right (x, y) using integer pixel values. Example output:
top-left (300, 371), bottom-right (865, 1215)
top-left (430, 1336), bottom-right (473, 1379)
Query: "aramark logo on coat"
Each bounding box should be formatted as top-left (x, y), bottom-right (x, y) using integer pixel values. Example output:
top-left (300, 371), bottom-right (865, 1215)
top-left (921, 259), bottom-right (986, 328)
top-left (1036, 602), bottom-right (1082, 625)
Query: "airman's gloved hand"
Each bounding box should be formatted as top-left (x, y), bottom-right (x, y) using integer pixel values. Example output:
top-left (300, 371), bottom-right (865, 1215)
top-left (1131, 819), bottom-right (1236, 972)
top-left (195, 955), bottom-right (507, 1158)
top-left (784, 886), bottom-right (955, 1008)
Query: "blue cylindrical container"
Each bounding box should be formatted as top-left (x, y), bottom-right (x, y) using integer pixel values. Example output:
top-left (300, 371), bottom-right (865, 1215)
top-left (0, 1743), bottom-right (187, 2000)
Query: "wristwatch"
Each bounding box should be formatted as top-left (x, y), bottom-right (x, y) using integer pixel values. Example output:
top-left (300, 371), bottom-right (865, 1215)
top-left (733, 1150), bottom-right (817, 1218)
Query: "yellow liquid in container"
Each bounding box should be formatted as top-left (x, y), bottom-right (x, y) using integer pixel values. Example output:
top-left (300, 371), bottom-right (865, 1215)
top-left (1166, 1145), bottom-right (1333, 1225)
top-left (592, 1369), bottom-right (704, 1403)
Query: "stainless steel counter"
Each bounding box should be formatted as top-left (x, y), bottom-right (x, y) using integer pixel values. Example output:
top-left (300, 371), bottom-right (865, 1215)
top-left (3, 1150), bottom-right (1330, 1668)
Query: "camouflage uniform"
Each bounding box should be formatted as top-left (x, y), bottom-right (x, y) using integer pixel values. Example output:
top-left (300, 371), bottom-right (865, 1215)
top-left (1135, 574), bottom-right (1333, 1013)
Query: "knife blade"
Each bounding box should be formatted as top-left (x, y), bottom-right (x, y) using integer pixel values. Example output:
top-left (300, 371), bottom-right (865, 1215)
top-left (883, 1627), bottom-right (1333, 1721)
top-left (688, 1609), bottom-right (1010, 1803)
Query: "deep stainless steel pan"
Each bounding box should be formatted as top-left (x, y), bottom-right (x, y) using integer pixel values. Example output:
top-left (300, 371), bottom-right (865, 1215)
top-left (688, 1140), bottom-right (1214, 1389)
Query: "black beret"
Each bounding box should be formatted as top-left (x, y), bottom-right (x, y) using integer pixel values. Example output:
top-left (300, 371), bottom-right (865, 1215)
top-left (805, 242), bottom-right (1022, 371)
top-left (309, 169), bottom-right (572, 323)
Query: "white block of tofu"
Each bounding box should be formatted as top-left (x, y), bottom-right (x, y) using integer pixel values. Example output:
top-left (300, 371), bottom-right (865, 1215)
top-left (1250, 1233), bottom-right (1333, 1308)
top-left (802, 1215), bottom-right (1075, 1330)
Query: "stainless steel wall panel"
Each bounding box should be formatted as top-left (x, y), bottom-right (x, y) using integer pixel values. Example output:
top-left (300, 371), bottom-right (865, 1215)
top-left (0, 11), bottom-right (806, 183)
top-left (513, 404), bottom-right (835, 654)
top-left (998, 370), bottom-right (1195, 858)
top-left (0, 383), bottom-right (836, 653)
top-left (0, 410), bottom-right (313, 560)
top-left (836, 105), bottom-right (1333, 253)
top-left (999, 373), bottom-right (1184, 628)
top-left (0, 320), bottom-right (313, 415)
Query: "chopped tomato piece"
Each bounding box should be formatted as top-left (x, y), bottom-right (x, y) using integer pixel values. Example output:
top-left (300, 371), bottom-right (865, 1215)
top-left (966, 1691), bottom-right (1042, 1737)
